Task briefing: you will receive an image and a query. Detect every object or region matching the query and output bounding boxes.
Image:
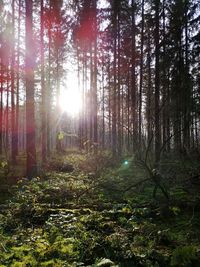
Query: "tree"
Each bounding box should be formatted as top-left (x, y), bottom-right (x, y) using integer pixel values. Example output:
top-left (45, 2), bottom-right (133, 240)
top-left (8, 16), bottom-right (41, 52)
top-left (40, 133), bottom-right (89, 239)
top-left (40, 0), bottom-right (47, 162)
top-left (138, 0), bottom-right (144, 147)
top-left (25, 0), bottom-right (37, 177)
top-left (11, 0), bottom-right (17, 163)
top-left (131, 0), bottom-right (137, 151)
top-left (111, 0), bottom-right (118, 155)
top-left (154, 0), bottom-right (161, 163)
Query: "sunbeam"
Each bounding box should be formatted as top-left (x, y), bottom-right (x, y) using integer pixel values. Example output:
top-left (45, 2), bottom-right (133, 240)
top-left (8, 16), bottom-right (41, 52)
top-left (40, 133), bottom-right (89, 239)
top-left (59, 75), bottom-right (82, 116)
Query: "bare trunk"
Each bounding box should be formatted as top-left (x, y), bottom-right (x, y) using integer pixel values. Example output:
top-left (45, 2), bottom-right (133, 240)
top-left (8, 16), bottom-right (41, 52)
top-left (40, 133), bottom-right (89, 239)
top-left (40, 0), bottom-right (47, 162)
top-left (139, 0), bottom-right (144, 147)
top-left (154, 0), bottom-right (161, 163)
top-left (11, 0), bottom-right (16, 163)
top-left (25, 0), bottom-right (37, 177)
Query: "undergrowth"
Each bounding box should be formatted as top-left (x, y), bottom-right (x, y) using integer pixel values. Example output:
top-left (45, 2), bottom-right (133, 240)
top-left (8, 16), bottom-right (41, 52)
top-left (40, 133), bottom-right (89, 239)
top-left (0, 151), bottom-right (200, 266)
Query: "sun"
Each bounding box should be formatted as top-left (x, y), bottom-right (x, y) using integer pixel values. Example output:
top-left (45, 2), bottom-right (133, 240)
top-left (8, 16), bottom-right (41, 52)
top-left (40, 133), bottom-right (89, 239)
top-left (59, 88), bottom-right (82, 116)
top-left (59, 76), bottom-right (82, 116)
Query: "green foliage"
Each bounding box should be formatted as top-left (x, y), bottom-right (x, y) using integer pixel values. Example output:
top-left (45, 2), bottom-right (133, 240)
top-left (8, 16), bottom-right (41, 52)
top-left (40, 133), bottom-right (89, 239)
top-left (171, 246), bottom-right (197, 266)
top-left (169, 206), bottom-right (181, 216)
top-left (171, 187), bottom-right (189, 201)
top-left (67, 150), bottom-right (117, 176)
top-left (0, 152), bottom-right (200, 266)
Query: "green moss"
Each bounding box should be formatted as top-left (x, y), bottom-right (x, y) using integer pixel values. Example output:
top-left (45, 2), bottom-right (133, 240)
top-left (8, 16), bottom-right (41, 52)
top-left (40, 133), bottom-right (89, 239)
top-left (0, 152), bottom-right (200, 266)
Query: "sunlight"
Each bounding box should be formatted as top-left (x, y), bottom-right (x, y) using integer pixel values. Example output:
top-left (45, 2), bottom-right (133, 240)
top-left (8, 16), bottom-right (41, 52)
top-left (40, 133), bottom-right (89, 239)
top-left (59, 74), bottom-right (82, 116)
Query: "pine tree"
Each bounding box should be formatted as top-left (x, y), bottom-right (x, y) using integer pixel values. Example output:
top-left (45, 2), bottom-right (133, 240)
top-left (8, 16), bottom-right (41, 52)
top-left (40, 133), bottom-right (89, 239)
top-left (25, 0), bottom-right (37, 177)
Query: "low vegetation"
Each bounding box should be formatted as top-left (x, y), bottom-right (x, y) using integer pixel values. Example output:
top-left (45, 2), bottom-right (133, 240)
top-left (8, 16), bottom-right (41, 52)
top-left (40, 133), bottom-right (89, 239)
top-left (0, 151), bottom-right (200, 266)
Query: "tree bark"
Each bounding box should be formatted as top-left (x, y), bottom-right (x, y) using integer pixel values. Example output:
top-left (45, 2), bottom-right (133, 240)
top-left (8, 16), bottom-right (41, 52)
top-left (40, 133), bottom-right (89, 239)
top-left (40, 0), bottom-right (47, 162)
top-left (11, 0), bottom-right (17, 164)
top-left (25, 0), bottom-right (37, 177)
top-left (131, 0), bottom-right (137, 151)
top-left (139, 0), bottom-right (144, 147)
top-left (154, 0), bottom-right (161, 163)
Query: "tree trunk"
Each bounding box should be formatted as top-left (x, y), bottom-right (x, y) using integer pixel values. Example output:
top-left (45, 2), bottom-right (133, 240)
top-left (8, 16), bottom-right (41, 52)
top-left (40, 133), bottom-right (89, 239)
top-left (112, 0), bottom-right (117, 155)
top-left (93, 0), bottom-right (98, 151)
top-left (117, 7), bottom-right (121, 155)
top-left (147, 31), bottom-right (152, 148)
top-left (131, 0), bottom-right (137, 151)
top-left (15, 0), bottom-right (21, 157)
top-left (11, 0), bottom-right (16, 164)
top-left (25, 0), bottom-right (37, 177)
top-left (154, 0), bottom-right (161, 163)
top-left (40, 0), bottom-right (47, 162)
top-left (138, 0), bottom-right (144, 147)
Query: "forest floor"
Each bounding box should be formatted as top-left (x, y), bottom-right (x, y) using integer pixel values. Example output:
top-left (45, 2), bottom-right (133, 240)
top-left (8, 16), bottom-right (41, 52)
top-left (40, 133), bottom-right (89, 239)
top-left (0, 150), bottom-right (200, 267)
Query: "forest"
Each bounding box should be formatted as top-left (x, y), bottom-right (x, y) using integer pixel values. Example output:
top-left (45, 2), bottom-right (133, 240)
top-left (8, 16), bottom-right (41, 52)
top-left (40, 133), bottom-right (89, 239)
top-left (0, 0), bottom-right (200, 266)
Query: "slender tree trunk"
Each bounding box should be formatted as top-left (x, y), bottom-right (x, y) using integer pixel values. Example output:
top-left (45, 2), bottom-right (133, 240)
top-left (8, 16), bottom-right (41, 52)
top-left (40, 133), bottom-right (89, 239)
top-left (183, 2), bottom-right (190, 150)
top-left (166, 69), bottom-right (170, 152)
top-left (121, 83), bottom-right (124, 152)
top-left (161, 15), bottom-right (170, 153)
top-left (147, 31), bottom-right (152, 147)
top-left (47, 0), bottom-right (53, 156)
top-left (112, 1), bottom-right (117, 155)
top-left (56, 44), bottom-right (62, 152)
top-left (25, 0), bottom-right (37, 177)
top-left (139, 0), bottom-right (144, 147)
top-left (47, 34), bottom-right (51, 155)
top-left (11, 0), bottom-right (16, 163)
top-left (5, 70), bottom-right (9, 151)
top-left (89, 46), bottom-right (93, 144)
top-left (117, 8), bottom-right (121, 155)
top-left (77, 49), bottom-right (83, 149)
top-left (131, 0), bottom-right (137, 151)
top-left (154, 0), bottom-right (161, 163)
top-left (40, 0), bottom-right (47, 161)
top-left (108, 60), bottom-right (111, 148)
top-left (83, 52), bottom-right (88, 150)
top-left (93, 0), bottom-right (98, 151)
top-left (127, 70), bottom-right (130, 151)
top-left (102, 60), bottom-right (105, 148)
top-left (15, 0), bottom-right (21, 157)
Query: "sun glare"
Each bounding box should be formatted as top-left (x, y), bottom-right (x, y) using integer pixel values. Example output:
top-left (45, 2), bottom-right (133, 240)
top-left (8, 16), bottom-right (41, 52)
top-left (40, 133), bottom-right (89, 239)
top-left (59, 75), bottom-right (82, 116)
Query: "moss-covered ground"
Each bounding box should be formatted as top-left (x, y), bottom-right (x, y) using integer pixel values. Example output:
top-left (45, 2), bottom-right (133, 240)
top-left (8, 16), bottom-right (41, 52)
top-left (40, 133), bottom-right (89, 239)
top-left (0, 151), bottom-right (200, 266)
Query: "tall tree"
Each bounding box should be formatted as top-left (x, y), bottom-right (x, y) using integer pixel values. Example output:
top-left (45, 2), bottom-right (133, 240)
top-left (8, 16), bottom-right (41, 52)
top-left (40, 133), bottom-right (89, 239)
top-left (138, 0), bottom-right (144, 147)
top-left (92, 0), bottom-right (98, 150)
top-left (131, 0), bottom-right (137, 151)
top-left (154, 0), bottom-right (161, 163)
top-left (15, 0), bottom-right (22, 157)
top-left (111, 0), bottom-right (118, 155)
top-left (25, 0), bottom-right (37, 177)
top-left (11, 0), bottom-right (17, 163)
top-left (40, 0), bottom-right (47, 161)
